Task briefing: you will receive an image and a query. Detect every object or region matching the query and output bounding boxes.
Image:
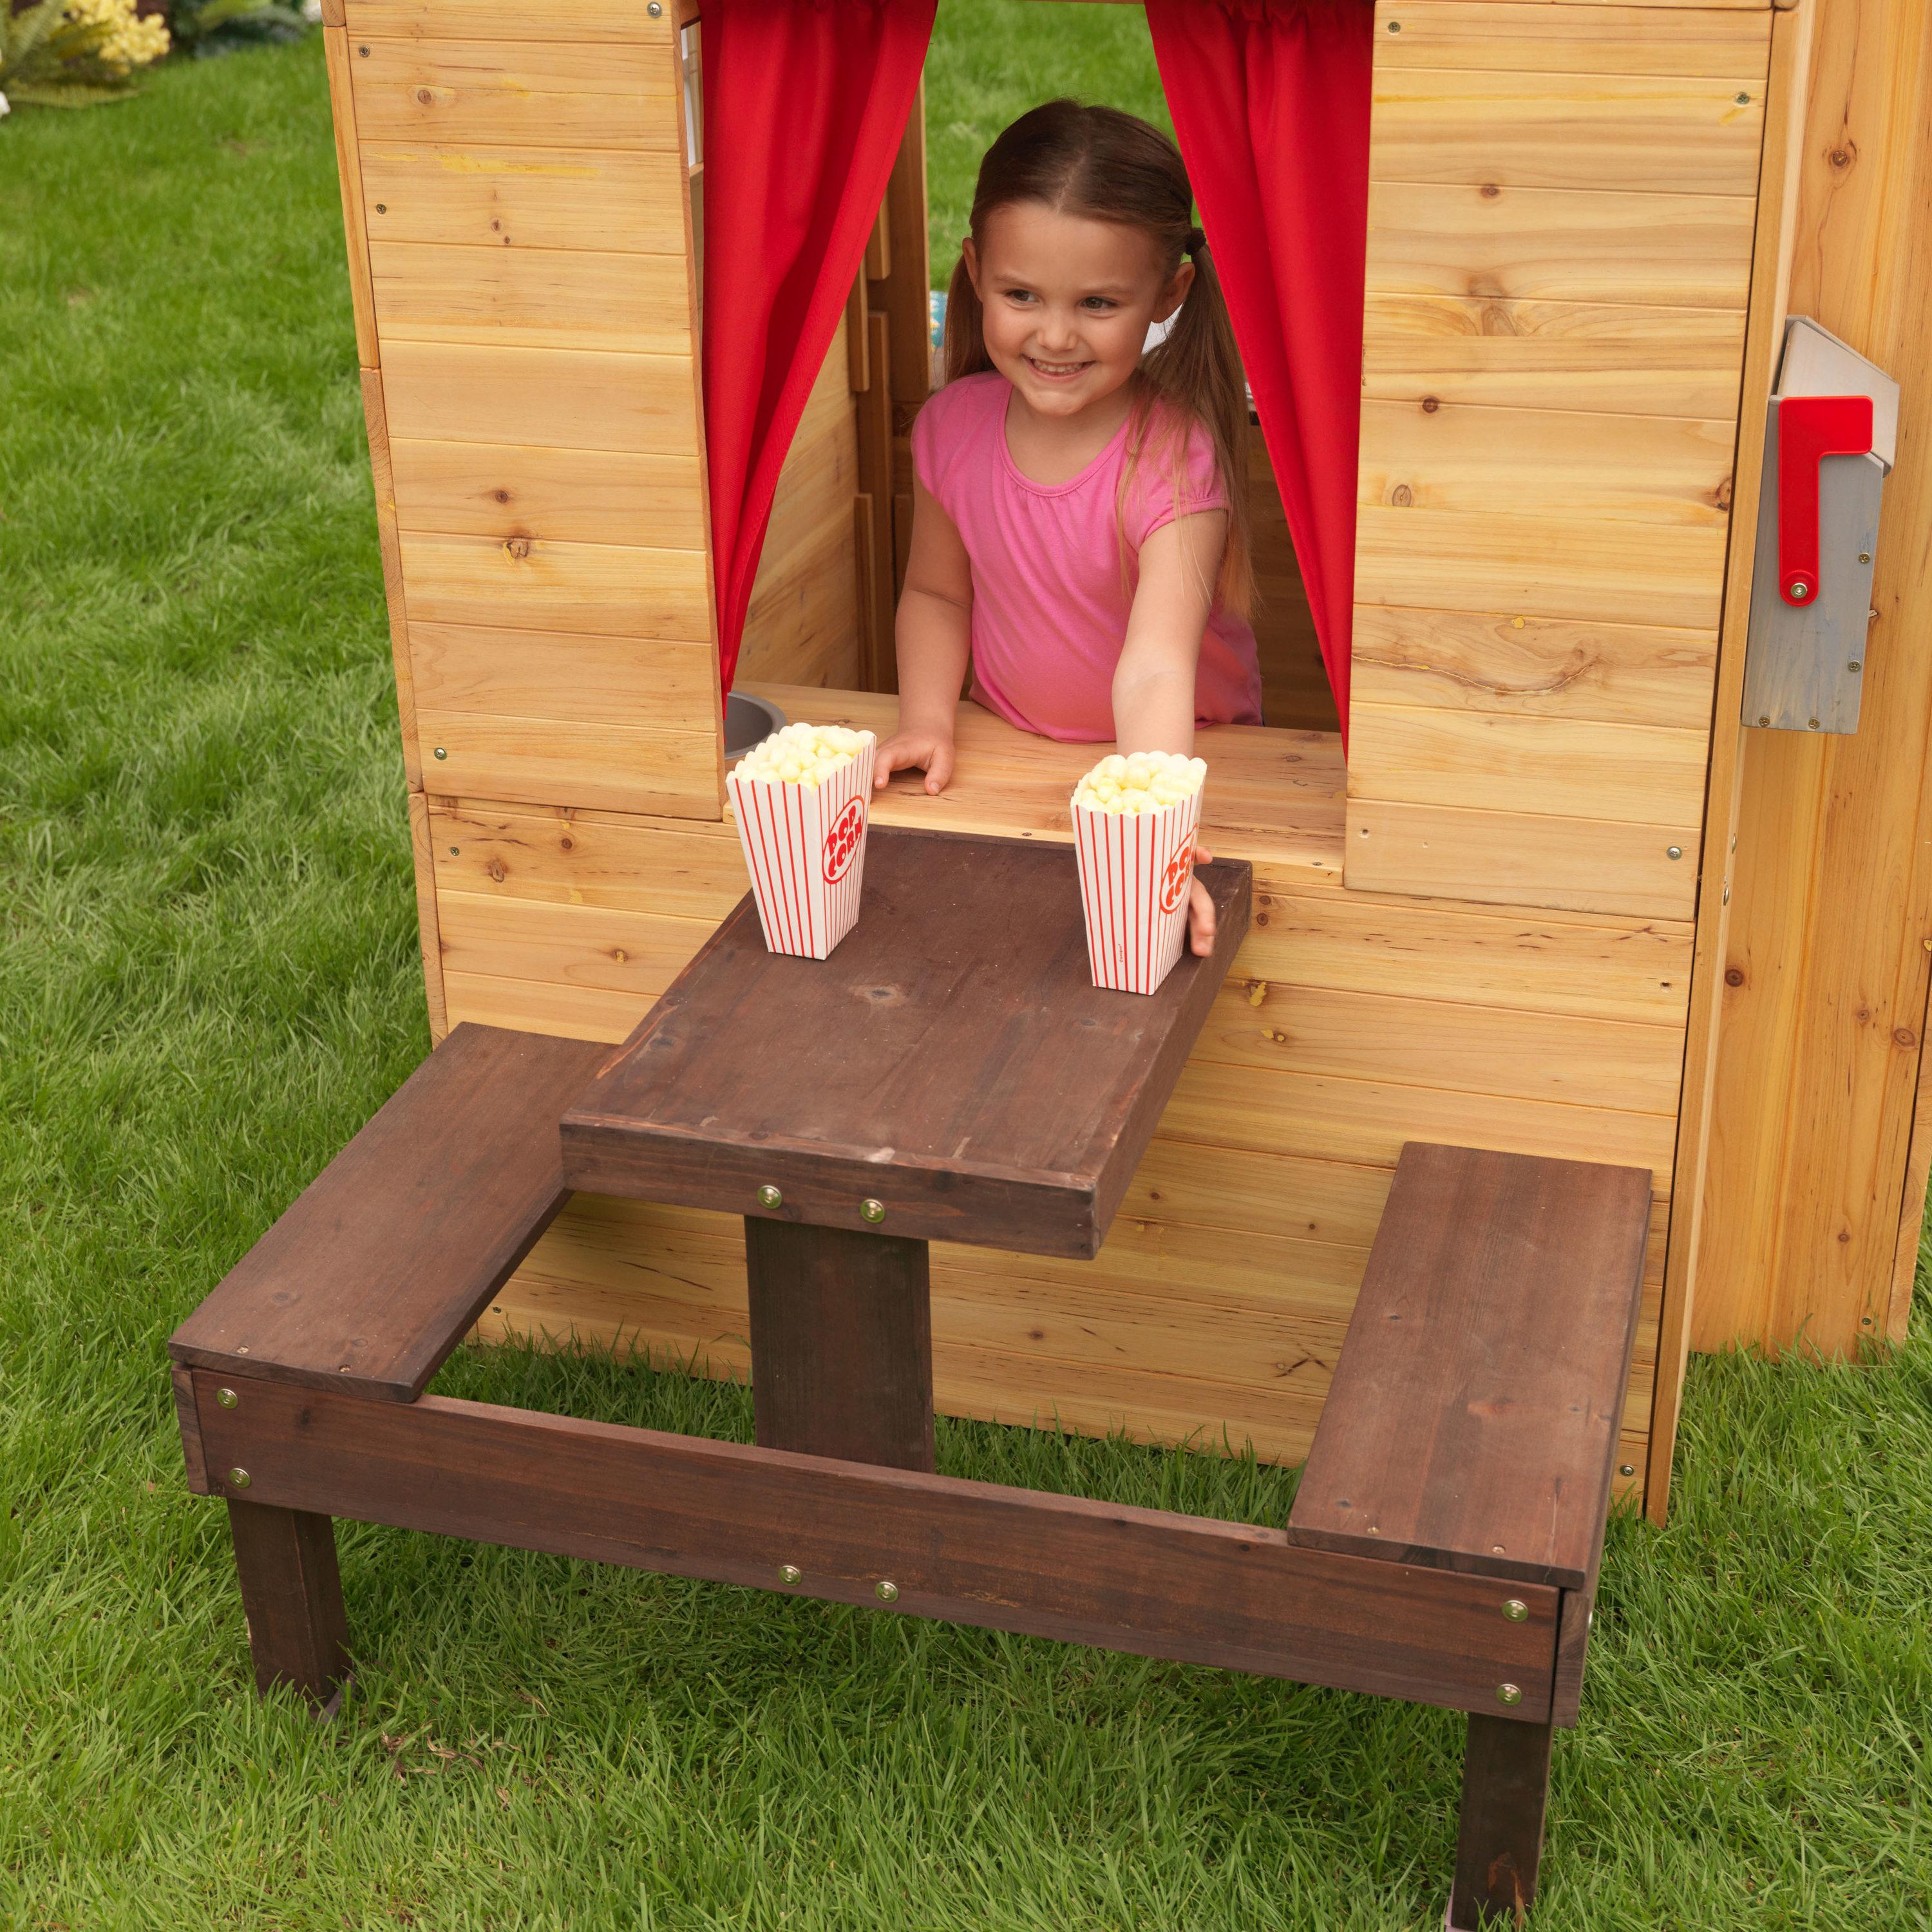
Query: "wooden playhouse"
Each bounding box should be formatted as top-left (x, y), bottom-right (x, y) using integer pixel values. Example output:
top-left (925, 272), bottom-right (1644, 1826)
top-left (310, 0), bottom-right (1931, 1526)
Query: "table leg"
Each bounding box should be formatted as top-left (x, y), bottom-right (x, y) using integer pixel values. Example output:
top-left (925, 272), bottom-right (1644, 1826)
top-left (227, 1498), bottom-right (351, 1715)
top-left (1448, 1712), bottom-right (1554, 1927)
top-left (744, 1218), bottom-right (934, 1471)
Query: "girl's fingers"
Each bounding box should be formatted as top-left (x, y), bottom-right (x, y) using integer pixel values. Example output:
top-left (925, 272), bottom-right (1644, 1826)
top-left (925, 740), bottom-right (956, 795)
top-left (1188, 875), bottom-right (1217, 955)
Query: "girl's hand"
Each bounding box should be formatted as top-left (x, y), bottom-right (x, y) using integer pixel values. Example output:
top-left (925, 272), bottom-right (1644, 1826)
top-left (1187, 842), bottom-right (1217, 956)
top-left (873, 728), bottom-right (956, 795)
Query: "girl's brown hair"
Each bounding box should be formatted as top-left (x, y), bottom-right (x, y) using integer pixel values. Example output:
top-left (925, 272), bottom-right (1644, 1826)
top-left (942, 99), bottom-right (1253, 616)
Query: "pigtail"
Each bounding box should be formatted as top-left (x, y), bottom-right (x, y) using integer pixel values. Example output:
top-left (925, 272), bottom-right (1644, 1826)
top-left (942, 251), bottom-right (992, 386)
top-left (1136, 236), bottom-right (1255, 619)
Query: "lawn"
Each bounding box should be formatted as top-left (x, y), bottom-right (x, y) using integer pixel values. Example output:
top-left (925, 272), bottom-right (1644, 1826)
top-left (3, 15), bottom-right (1931, 1931)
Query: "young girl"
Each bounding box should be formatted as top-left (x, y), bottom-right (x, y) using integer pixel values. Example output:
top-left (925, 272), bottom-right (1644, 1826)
top-left (871, 99), bottom-right (1260, 954)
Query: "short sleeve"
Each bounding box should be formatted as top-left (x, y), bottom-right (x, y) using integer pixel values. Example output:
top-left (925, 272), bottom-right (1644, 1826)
top-left (1125, 412), bottom-right (1233, 550)
top-left (911, 374), bottom-right (989, 512)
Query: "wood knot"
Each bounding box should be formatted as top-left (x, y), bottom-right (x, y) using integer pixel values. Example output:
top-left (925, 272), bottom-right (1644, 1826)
top-left (1725, 967), bottom-right (1745, 987)
top-left (1828, 144), bottom-right (1855, 171)
top-left (1895, 1027), bottom-right (1917, 1048)
top-left (1421, 396), bottom-right (1440, 414)
top-left (493, 488), bottom-right (511, 504)
top-left (1390, 483), bottom-right (1414, 506)
top-left (504, 536), bottom-right (531, 560)
top-left (1479, 182), bottom-right (1500, 199)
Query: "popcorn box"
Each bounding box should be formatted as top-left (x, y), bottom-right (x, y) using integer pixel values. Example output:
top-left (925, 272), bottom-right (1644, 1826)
top-left (1071, 759), bottom-right (1205, 997)
top-left (727, 728), bottom-right (876, 960)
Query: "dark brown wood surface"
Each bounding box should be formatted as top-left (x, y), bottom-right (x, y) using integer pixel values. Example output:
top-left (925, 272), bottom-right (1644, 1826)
top-left (1449, 1714), bottom-right (1555, 1929)
top-left (172, 1363), bottom-right (210, 1495)
top-left (191, 1368), bottom-right (1560, 1721)
top-left (169, 1025), bottom-right (610, 1401)
top-left (745, 1218), bottom-right (934, 1470)
top-left (1287, 1142), bottom-right (1651, 1590)
top-left (226, 1499), bottom-right (351, 1712)
top-left (560, 828), bottom-right (1251, 1258)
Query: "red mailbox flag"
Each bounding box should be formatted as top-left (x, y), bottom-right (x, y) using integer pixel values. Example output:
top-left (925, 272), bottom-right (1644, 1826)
top-left (701, 0), bottom-right (936, 697)
top-left (1144, 0), bottom-right (1374, 741)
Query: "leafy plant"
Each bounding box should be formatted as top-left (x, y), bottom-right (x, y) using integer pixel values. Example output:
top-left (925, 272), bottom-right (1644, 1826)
top-left (1, 0), bottom-right (170, 108)
top-left (150, 0), bottom-right (311, 59)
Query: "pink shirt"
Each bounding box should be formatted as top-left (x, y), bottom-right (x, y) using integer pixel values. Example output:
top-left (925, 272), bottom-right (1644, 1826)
top-left (911, 370), bottom-right (1264, 741)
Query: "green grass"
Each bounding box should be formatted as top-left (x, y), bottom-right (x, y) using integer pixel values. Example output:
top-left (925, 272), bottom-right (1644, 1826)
top-left (3, 25), bottom-right (1932, 1932)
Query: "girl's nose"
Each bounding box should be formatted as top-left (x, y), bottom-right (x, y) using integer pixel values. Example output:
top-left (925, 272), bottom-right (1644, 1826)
top-left (1033, 308), bottom-right (1083, 354)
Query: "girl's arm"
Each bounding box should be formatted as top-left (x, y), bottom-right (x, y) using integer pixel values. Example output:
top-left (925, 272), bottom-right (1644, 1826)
top-left (1110, 507), bottom-right (1227, 757)
top-left (1112, 507), bottom-right (1229, 956)
top-left (874, 479), bottom-right (974, 794)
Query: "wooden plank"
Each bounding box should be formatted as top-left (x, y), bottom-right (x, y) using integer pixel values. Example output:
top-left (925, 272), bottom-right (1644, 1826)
top-left (378, 339), bottom-right (699, 456)
top-left (358, 368), bottom-right (420, 788)
top-left (1370, 70), bottom-right (1766, 196)
top-left (1350, 605), bottom-right (1718, 730)
top-left (1354, 505), bottom-right (1728, 629)
top-left (388, 439), bottom-right (706, 550)
top-left (406, 790), bottom-right (450, 1041)
top-left (1374, 1), bottom-right (1773, 78)
top-left (344, 0), bottom-right (676, 42)
top-left (410, 623), bottom-right (715, 726)
top-left (442, 966), bottom-right (647, 1043)
top-left (560, 834), bottom-right (1253, 1258)
top-left (1450, 1716), bottom-right (1555, 1927)
top-left (169, 1026), bottom-right (611, 1400)
top-left (224, 1501), bottom-right (351, 1712)
top-left (171, 1363), bottom-right (211, 1495)
top-left (1163, 1059), bottom-right (1678, 1187)
top-left (368, 241), bottom-right (691, 355)
top-left (1358, 397), bottom-right (1736, 528)
top-left (1346, 798), bottom-right (1700, 918)
top-left (1367, 180), bottom-right (1756, 307)
top-left (323, 25), bottom-right (378, 368)
top-left (358, 142), bottom-right (687, 255)
top-left (192, 1367), bottom-right (1564, 1721)
top-left (1348, 703), bottom-right (1710, 826)
top-left (349, 39), bottom-right (677, 153)
top-left (1362, 295), bottom-right (1747, 419)
top-left (1288, 1142), bottom-right (1651, 1589)
top-left (421, 700), bottom-right (722, 815)
top-left (396, 529), bottom-right (710, 639)
top-left (1691, 0), bottom-right (1932, 1361)
top-left (1194, 978), bottom-right (1685, 1115)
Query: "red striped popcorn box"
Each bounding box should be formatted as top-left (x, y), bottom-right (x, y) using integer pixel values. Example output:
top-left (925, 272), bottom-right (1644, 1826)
top-left (1071, 755), bottom-right (1206, 996)
top-left (726, 728), bottom-right (877, 960)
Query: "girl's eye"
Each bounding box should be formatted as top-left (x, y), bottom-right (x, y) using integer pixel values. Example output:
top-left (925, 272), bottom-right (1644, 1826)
top-left (1003, 288), bottom-right (1037, 305)
top-left (1081, 298), bottom-right (1119, 312)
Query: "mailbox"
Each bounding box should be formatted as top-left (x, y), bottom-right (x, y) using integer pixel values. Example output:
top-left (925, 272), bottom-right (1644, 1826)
top-left (1741, 318), bottom-right (1899, 735)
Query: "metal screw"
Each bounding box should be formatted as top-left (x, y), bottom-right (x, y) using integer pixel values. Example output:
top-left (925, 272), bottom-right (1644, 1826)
top-left (1667, 846), bottom-right (1683, 860)
top-left (1849, 660), bottom-right (1863, 672)
top-left (860, 1198), bottom-right (886, 1226)
top-left (227, 1468), bottom-right (252, 1490)
top-left (448, 846), bottom-right (460, 857)
top-left (777, 1563), bottom-right (801, 1585)
top-left (374, 204), bottom-right (386, 214)
top-left (875, 1580), bottom-right (899, 1603)
top-left (1735, 91), bottom-right (1750, 105)
top-left (1386, 17), bottom-right (1401, 28)
top-left (757, 1184), bottom-right (783, 1210)
top-left (434, 746), bottom-right (448, 761)
top-left (1759, 715), bottom-right (1771, 726)
top-left (1809, 719), bottom-right (1821, 730)
top-left (1791, 580), bottom-right (1811, 601)
top-left (216, 1387), bottom-right (239, 1409)
top-left (647, 0), bottom-right (661, 12)
top-left (1859, 551), bottom-right (1872, 564)
top-left (1722, 883), bottom-right (1731, 905)
top-left (1501, 1599), bottom-right (1528, 1624)
top-left (1619, 1464), bottom-right (1636, 1477)
top-left (1496, 1682), bottom-right (1523, 1707)
top-left (357, 44), bottom-right (368, 55)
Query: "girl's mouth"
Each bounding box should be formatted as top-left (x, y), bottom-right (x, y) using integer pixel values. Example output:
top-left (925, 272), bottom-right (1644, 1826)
top-left (1024, 356), bottom-right (1092, 382)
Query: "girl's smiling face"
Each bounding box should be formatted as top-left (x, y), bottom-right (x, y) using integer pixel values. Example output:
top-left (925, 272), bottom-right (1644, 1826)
top-left (965, 200), bottom-right (1192, 421)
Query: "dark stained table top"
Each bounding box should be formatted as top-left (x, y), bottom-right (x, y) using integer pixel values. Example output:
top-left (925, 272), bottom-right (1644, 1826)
top-left (559, 826), bottom-right (1251, 1258)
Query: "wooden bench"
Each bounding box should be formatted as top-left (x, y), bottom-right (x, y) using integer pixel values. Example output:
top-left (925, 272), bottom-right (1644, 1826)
top-left (169, 1026), bottom-right (1648, 1928)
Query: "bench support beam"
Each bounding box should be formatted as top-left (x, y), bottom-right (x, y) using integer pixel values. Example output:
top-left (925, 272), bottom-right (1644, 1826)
top-left (226, 1499), bottom-right (350, 1715)
top-left (1450, 1712), bottom-right (1554, 1929)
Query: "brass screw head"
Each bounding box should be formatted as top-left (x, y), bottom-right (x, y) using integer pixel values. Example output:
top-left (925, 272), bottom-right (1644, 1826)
top-left (1860, 551), bottom-right (1872, 564)
top-left (1809, 719), bottom-right (1821, 730)
top-left (1735, 92), bottom-right (1750, 105)
top-left (757, 1184), bottom-right (783, 1210)
top-left (777, 1564), bottom-right (802, 1586)
top-left (226, 1468), bottom-right (251, 1490)
top-left (1502, 1598), bottom-right (1528, 1624)
top-left (1496, 1682), bottom-right (1523, 1707)
top-left (860, 1198), bottom-right (886, 1226)
top-left (215, 1387), bottom-right (239, 1410)
top-left (1849, 661), bottom-right (1863, 672)
top-left (875, 1579), bottom-right (899, 1603)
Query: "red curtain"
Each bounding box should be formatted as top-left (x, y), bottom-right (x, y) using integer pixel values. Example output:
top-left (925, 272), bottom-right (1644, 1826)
top-left (1144, 0), bottom-right (1374, 739)
top-left (701, 0), bottom-right (936, 696)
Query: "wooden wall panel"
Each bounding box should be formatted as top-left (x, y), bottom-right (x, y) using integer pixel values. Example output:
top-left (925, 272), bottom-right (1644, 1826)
top-left (1347, 0), bottom-right (1772, 918)
top-left (1692, 0), bottom-right (1932, 1361)
top-left (343, 4), bottom-right (722, 827)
